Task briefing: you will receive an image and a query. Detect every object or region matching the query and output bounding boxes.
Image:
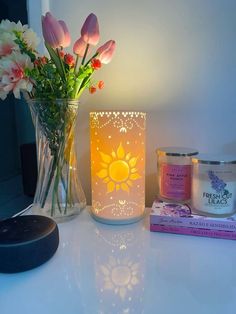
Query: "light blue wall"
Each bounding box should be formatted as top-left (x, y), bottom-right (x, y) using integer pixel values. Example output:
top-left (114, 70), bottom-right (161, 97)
top-left (27, 0), bottom-right (236, 205)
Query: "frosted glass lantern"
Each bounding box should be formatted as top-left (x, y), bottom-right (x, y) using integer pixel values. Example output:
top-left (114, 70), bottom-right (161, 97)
top-left (90, 111), bottom-right (146, 224)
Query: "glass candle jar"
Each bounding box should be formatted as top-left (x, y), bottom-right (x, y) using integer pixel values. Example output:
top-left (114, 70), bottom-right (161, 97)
top-left (157, 147), bottom-right (198, 203)
top-left (191, 155), bottom-right (236, 217)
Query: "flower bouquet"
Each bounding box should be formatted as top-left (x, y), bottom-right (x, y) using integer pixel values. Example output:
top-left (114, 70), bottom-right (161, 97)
top-left (0, 12), bottom-right (116, 221)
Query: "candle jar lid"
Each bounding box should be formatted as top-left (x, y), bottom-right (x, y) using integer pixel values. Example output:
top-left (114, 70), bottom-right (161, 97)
top-left (192, 154), bottom-right (236, 165)
top-left (156, 147), bottom-right (198, 157)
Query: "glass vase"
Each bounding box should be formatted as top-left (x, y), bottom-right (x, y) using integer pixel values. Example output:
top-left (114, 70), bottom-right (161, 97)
top-left (26, 98), bottom-right (86, 222)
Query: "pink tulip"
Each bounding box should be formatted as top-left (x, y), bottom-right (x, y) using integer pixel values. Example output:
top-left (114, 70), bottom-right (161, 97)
top-left (42, 12), bottom-right (69, 49)
top-left (73, 37), bottom-right (90, 57)
top-left (58, 20), bottom-right (71, 47)
top-left (81, 13), bottom-right (99, 46)
top-left (97, 40), bottom-right (116, 64)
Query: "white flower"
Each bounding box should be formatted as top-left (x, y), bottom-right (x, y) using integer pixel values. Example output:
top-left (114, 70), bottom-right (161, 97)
top-left (0, 19), bottom-right (26, 33)
top-left (0, 20), bottom-right (39, 53)
top-left (23, 28), bottom-right (40, 50)
top-left (0, 52), bottom-right (34, 99)
top-left (0, 32), bottom-right (18, 57)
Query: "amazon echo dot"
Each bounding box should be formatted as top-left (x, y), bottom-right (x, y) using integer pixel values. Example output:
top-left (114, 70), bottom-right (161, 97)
top-left (0, 215), bottom-right (59, 273)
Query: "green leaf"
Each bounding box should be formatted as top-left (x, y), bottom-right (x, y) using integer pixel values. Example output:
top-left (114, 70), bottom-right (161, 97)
top-left (45, 42), bottom-right (66, 82)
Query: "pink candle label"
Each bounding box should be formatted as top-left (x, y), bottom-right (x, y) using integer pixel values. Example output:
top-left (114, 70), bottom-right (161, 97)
top-left (160, 163), bottom-right (191, 201)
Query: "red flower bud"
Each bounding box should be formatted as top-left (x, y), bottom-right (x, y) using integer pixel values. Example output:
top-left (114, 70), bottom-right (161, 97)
top-left (98, 80), bottom-right (104, 89)
top-left (89, 86), bottom-right (96, 94)
top-left (91, 58), bottom-right (101, 70)
top-left (64, 53), bottom-right (75, 66)
top-left (34, 59), bottom-right (40, 66)
top-left (34, 56), bottom-right (48, 66)
top-left (58, 51), bottom-right (64, 58)
top-left (40, 56), bottom-right (48, 64)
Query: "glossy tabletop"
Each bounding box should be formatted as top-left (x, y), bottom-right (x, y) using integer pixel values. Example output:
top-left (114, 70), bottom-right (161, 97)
top-left (0, 207), bottom-right (236, 314)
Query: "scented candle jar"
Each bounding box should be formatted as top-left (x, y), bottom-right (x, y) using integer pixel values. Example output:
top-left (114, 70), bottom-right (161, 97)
top-left (191, 155), bottom-right (236, 217)
top-left (157, 147), bottom-right (198, 203)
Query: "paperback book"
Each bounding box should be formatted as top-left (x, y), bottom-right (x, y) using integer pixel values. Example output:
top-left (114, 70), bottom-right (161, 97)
top-left (150, 199), bottom-right (236, 240)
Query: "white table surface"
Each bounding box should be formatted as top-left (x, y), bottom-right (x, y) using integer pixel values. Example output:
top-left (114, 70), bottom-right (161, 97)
top-left (0, 207), bottom-right (236, 314)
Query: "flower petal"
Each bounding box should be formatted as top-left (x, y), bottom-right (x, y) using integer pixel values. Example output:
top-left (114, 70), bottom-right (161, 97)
top-left (97, 169), bottom-right (108, 178)
top-left (99, 151), bottom-right (112, 163)
top-left (97, 40), bottom-right (116, 64)
top-left (42, 12), bottom-right (65, 48)
top-left (127, 180), bottom-right (133, 187)
top-left (129, 157), bottom-right (138, 168)
top-left (81, 13), bottom-right (99, 46)
top-left (130, 173), bottom-right (141, 180)
top-left (117, 143), bottom-right (125, 159)
top-left (125, 152), bottom-right (131, 160)
top-left (107, 181), bottom-right (115, 193)
top-left (58, 20), bottom-right (71, 47)
top-left (73, 37), bottom-right (89, 56)
top-left (121, 183), bottom-right (129, 192)
top-left (100, 162), bottom-right (108, 168)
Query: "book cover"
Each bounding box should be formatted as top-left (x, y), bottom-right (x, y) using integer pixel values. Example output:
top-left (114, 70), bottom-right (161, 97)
top-left (150, 199), bottom-right (236, 232)
top-left (150, 224), bottom-right (236, 240)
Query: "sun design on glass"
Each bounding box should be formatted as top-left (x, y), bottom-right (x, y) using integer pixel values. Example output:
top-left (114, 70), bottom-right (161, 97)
top-left (100, 256), bottom-right (139, 300)
top-left (96, 142), bottom-right (141, 193)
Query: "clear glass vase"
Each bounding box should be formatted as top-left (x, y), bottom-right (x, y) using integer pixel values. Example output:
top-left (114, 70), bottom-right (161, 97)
top-left (27, 98), bottom-right (86, 222)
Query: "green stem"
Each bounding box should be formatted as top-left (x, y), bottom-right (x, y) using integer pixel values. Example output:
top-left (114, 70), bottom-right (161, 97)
top-left (41, 156), bottom-right (58, 209)
top-left (64, 166), bottom-right (69, 215)
top-left (77, 73), bottom-right (94, 96)
top-left (51, 125), bottom-right (71, 215)
top-left (51, 140), bottom-right (65, 215)
top-left (72, 79), bottom-right (83, 99)
top-left (74, 55), bottom-right (80, 75)
top-left (40, 65), bottom-right (55, 93)
top-left (69, 167), bottom-right (72, 208)
top-left (51, 178), bottom-right (56, 216)
top-left (84, 52), bottom-right (99, 67)
top-left (56, 48), bottom-right (66, 81)
top-left (40, 107), bottom-right (77, 217)
top-left (68, 140), bottom-right (75, 208)
top-left (81, 44), bottom-right (90, 65)
top-left (52, 165), bottom-right (62, 215)
top-left (76, 86), bottom-right (86, 99)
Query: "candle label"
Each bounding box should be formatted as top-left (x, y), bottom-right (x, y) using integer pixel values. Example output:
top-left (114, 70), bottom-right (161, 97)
top-left (160, 163), bottom-right (191, 200)
top-left (199, 171), bottom-right (234, 214)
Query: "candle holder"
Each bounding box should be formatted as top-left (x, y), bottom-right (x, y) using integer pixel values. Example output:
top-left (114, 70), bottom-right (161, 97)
top-left (90, 111), bottom-right (146, 224)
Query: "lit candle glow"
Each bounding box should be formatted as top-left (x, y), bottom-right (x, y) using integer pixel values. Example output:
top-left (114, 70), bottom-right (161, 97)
top-left (90, 111), bottom-right (146, 224)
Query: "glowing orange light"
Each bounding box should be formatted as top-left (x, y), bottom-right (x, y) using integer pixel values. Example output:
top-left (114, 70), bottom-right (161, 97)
top-left (90, 111), bottom-right (146, 224)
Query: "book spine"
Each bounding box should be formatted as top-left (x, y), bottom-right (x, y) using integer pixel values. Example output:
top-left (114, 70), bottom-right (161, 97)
top-left (150, 224), bottom-right (236, 240)
top-left (150, 215), bottom-right (236, 232)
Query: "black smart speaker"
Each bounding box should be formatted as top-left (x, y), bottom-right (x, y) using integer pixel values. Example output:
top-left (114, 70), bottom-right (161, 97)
top-left (0, 215), bottom-right (59, 273)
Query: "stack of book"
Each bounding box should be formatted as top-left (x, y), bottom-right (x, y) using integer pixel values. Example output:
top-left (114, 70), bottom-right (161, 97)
top-left (150, 199), bottom-right (236, 240)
